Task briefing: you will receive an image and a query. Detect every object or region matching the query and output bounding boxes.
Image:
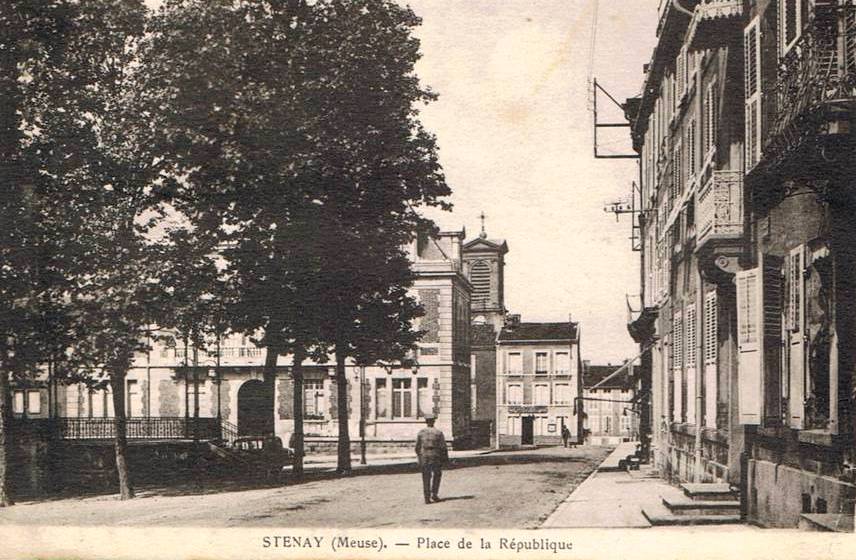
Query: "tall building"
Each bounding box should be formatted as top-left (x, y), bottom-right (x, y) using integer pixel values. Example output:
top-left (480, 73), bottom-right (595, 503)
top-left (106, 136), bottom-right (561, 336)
top-left (618, 0), bottom-right (856, 529)
top-left (495, 320), bottom-right (581, 447)
top-left (462, 226), bottom-right (508, 436)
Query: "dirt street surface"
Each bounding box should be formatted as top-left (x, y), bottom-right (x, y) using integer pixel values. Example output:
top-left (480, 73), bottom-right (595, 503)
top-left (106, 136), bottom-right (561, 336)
top-left (0, 446), bottom-right (611, 529)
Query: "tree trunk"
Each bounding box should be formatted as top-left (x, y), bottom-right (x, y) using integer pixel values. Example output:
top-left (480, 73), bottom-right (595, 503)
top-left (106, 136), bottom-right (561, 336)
top-left (110, 371), bottom-right (134, 500)
top-left (291, 347), bottom-right (306, 479)
top-left (335, 344), bottom-right (351, 474)
top-left (0, 365), bottom-right (14, 507)
top-left (262, 341), bottom-right (279, 436)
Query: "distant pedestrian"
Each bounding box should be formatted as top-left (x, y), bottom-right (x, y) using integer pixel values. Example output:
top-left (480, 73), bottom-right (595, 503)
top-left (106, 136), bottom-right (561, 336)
top-left (561, 425), bottom-right (571, 448)
top-left (415, 413), bottom-right (448, 504)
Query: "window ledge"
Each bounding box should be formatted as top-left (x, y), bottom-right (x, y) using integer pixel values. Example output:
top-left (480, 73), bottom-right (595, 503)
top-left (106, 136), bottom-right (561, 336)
top-left (797, 429), bottom-right (847, 448)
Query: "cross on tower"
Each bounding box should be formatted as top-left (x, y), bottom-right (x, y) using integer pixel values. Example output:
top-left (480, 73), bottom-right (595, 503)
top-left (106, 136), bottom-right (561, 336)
top-left (478, 212), bottom-right (487, 238)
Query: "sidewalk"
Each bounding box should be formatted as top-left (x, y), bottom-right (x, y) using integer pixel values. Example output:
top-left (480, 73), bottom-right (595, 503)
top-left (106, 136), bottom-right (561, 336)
top-left (541, 444), bottom-right (752, 529)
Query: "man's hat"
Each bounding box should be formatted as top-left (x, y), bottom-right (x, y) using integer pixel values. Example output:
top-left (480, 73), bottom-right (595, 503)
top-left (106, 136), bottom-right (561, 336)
top-left (424, 413), bottom-right (436, 420)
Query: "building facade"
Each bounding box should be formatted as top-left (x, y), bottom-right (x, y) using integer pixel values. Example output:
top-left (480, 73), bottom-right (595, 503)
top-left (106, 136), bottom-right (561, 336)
top-left (496, 320), bottom-right (581, 447)
top-left (582, 363), bottom-right (639, 446)
top-left (21, 230), bottom-right (474, 451)
top-left (625, 0), bottom-right (856, 528)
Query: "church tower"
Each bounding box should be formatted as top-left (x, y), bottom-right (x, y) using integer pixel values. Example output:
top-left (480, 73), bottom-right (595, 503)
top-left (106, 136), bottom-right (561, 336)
top-left (462, 216), bottom-right (508, 332)
top-left (462, 216), bottom-right (508, 433)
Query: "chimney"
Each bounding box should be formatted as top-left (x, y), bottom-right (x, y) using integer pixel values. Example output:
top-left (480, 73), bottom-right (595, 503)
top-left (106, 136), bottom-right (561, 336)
top-left (507, 314), bottom-right (521, 328)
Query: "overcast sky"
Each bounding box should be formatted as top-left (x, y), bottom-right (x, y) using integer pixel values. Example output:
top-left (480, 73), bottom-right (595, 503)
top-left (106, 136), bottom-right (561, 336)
top-left (407, 1), bottom-right (658, 364)
top-left (143, 0), bottom-right (659, 364)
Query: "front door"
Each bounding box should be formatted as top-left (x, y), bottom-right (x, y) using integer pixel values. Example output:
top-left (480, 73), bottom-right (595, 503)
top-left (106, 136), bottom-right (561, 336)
top-left (237, 379), bottom-right (272, 436)
top-left (521, 416), bottom-right (534, 445)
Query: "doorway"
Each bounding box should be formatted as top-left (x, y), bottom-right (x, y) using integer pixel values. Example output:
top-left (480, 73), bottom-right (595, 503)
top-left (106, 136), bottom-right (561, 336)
top-left (521, 416), bottom-right (534, 445)
top-left (237, 379), bottom-right (272, 436)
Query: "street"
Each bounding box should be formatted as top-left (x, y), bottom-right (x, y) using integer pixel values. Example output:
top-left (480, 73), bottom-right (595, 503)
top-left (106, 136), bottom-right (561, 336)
top-left (0, 446), bottom-right (611, 529)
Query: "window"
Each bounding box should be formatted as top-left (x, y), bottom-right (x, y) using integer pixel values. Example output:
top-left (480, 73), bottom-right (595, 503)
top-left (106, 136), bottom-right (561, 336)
top-left (621, 415), bottom-right (631, 432)
top-left (507, 352), bottom-right (522, 374)
top-left (555, 352), bottom-right (570, 374)
top-left (704, 290), bottom-right (719, 428)
top-left (392, 378), bottom-right (412, 418)
top-left (13, 391), bottom-right (24, 414)
top-left (28, 390), bottom-right (41, 414)
top-left (90, 389), bottom-right (110, 418)
top-left (554, 383), bottom-right (571, 404)
top-left (507, 383), bottom-right (523, 404)
top-left (417, 378), bottom-right (432, 418)
top-left (604, 416), bottom-right (612, 434)
top-left (744, 17), bottom-right (762, 170)
top-left (535, 352), bottom-right (548, 375)
top-left (534, 384), bottom-right (549, 405)
top-left (126, 379), bottom-right (140, 417)
top-left (375, 379), bottom-right (388, 419)
top-left (304, 380), bottom-right (324, 418)
top-left (469, 261), bottom-right (491, 305)
top-left (780, 0), bottom-right (810, 56)
top-left (703, 80), bottom-right (719, 158)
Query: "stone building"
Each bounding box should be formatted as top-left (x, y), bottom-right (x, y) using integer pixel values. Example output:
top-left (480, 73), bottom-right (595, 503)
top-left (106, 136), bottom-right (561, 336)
top-left (581, 363), bottom-right (638, 446)
top-left (23, 230), bottom-right (474, 452)
top-left (495, 319), bottom-right (581, 447)
top-left (622, 0), bottom-right (856, 529)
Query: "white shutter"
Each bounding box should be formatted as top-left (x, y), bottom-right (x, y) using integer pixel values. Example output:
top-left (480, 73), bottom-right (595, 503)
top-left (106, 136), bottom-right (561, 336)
top-left (703, 290), bottom-right (718, 428)
top-left (673, 309), bottom-right (684, 422)
top-left (737, 268), bottom-right (763, 424)
top-left (744, 18), bottom-right (762, 171)
top-left (685, 303), bottom-right (697, 425)
top-left (787, 245), bottom-right (806, 428)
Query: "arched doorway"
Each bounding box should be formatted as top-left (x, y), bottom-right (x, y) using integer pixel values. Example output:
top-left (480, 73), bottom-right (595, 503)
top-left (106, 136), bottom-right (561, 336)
top-left (237, 379), bottom-right (272, 436)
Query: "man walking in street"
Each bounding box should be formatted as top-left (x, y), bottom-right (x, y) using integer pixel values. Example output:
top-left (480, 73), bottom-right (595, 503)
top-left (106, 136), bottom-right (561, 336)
top-left (561, 424), bottom-right (571, 448)
top-left (415, 413), bottom-right (448, 504)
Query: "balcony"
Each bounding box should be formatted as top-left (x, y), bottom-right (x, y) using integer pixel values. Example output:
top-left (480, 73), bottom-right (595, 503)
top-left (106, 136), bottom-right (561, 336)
top-left (695, 170), bottom-right (743, 250)
top-left (764, 5), bottom-right (856, 169)
top-left (686, 0), bottom-right (743, 51)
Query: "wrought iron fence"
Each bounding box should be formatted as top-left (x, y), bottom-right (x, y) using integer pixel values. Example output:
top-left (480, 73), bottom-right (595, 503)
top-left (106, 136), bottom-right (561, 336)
top-left (53, 417), bottom-right (221, 441)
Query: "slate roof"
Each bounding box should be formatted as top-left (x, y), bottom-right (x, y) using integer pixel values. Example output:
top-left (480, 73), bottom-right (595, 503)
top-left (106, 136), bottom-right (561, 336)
top-left (497, 322), bottom-right (578, 343)
top-left (470, 324), bottom-right (497, 347)
top-left (583, 364), bottom-right (635, 390)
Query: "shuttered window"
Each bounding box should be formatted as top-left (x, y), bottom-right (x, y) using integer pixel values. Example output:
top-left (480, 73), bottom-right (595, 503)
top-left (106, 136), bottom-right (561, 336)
top-left (703, 80), bottom-right (718, 158)
top-left (786, 245), bottom-right (806, 428)
top-left (686, 303), bottom-right (697, 424)
top-left (703, 290), bottom-right (718, 428)
top-left (737, 268), bottom-right (762, 424)
top-left (685, 304), bottom-right (697, 368)
top-left (744, 18), bottom-right (762, 171)
top-left (469, 261), bottom-right (491, 305)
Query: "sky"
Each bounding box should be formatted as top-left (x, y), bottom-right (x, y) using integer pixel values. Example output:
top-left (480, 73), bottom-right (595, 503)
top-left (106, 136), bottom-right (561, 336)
top-left (143, 0), bottom-right (660, 364)
top-left (405, 1), bottom-right (659, 363)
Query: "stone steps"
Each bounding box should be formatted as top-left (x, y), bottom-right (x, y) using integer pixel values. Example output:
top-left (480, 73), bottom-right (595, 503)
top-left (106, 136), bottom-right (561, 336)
top-left (680, 482), bottom-right (738, 502)
top-left (798, 513), bottom-right (855, 533)
top-left (661, 496), bottom-right (740, 516)
top-left (642, 510), bottom-right (742, 526)
top-left (640, 482), bottom-right (743, 526)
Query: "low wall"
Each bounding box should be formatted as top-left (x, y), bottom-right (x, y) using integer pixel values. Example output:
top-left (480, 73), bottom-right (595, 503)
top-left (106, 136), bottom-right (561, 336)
top-left (749, 459), bottom-right (856, 527)
top-left (660, 425), bottom-right (730, 484)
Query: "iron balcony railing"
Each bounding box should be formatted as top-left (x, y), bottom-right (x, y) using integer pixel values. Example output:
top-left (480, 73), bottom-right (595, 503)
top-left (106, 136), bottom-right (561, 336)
top-left (695, 170), bottom-right (743, 248)
top-left (768, 4), bottom-right (856, 163)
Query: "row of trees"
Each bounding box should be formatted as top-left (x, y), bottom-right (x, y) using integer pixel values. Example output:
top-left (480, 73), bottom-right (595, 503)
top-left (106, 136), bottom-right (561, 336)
top-left (0, 0), bottom-right (449, 506)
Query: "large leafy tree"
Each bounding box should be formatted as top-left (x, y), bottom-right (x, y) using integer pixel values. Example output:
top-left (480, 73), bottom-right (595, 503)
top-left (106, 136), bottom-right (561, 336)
top-left (19, 0), bottom-right (158, 500)
top-left (140, 0), bottom-right (450, 476)
top-left (304, 0), bottom-right (450, 473)
top-left (0, 0), bottom-right (85, 507)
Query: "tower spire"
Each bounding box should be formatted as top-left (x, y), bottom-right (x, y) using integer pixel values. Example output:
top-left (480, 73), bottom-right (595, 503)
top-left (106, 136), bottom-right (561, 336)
top-left (478, 212), bottom-right (487, 239)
